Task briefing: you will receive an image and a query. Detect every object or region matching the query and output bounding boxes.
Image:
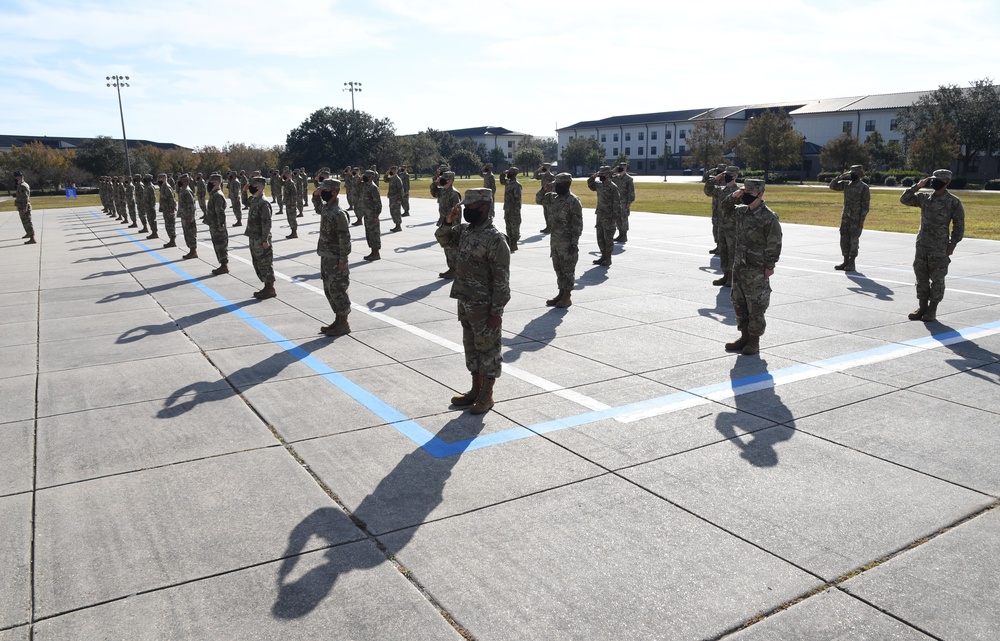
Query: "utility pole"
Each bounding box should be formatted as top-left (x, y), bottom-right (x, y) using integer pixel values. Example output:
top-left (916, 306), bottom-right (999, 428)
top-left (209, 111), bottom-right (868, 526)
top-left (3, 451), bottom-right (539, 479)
top-left (106, 75), bottom-right (132, 176)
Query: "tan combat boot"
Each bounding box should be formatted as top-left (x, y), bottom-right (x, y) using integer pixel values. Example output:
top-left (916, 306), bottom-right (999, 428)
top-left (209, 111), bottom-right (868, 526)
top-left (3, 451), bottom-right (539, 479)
top-left (255, 280), bottom-right (276, 299)
top-left (451, 373), bottom-right (482, 407)
top-left (908, 298), bottom-right (928, 321)
top-left (545, 291), bottom-right (562, 306)
top-left (555, 289), bottom-right (572, 308)
top-left (470, 376), bottom-right (495, 414)
top-left (725, 330), bottom-right (749, 352)
top-left (742, 335), bottom-right (760, 355)
top-left (922, 301), bottom-right (938, 322)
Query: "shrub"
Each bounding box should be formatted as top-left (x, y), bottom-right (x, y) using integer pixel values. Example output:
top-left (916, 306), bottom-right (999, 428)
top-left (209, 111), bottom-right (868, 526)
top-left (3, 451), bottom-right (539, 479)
top-left (985, 179), bottom-right (1000, 191)
top-left (949, 177), bottom-right (968, 190)
top-left (901, 177), bottom-right (914, 187)
top-left (884, 176), bottom-right (897, 187)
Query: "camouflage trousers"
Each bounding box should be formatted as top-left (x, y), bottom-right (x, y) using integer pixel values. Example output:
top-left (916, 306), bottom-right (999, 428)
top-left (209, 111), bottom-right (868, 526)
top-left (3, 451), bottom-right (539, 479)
top-left (711, 208), bottom-right (720, 245)
top-left (503, 210), bottom-right (521, 250)
top-left (229, 196), bottom-right (242, 222)
top-left (595, 214), bottom-right (616, 256)
top-left (839, 217), bottom-right (863, 259)
top-left (616, 204), bottom-right (630, 234)
top-left (146, 207), bottom-right (158, 233)
top-left (913, 246), bottom-right (950, 302)
top-left (180, 217), bottom-right (197, 250)
top-left (718, 228), bottom-right (736, 278)
top-left (114, 198), bottom-right (125, 218)
top-left (731, 266), bottom-right (772, 337)
top-left (127, 200), bottom-right (138, 225)
top-left (458, 300), bottom-right (502, 379)
top-left (285, 203), bottom-right (298, 231)
top-left (320, 257), bottom-right (351, 315)
top-left (162, 212), bottom-right (177, 239)
top-left (346, 190), bottom-right (355, 210)
top-left (551, 247), bottom-right (579, 291)
top-left (389, 198), bottom-right (402, 226)
top-left (402, 193), bottom-right (410, 214)
top-left (197, 197), bottom-right (207, 215)
top-left (249, 237), bottom-right (274, 283)
top-left (18, 208), bottom-right (33, 237)
top-left (209, 227), bottom-right (229, 266)
top-left (296, 197), bottom-right (304, 217)
top-left (364, 212), bottom-right (381, 250)
top-left (241, 191), bottom-right (249, 209)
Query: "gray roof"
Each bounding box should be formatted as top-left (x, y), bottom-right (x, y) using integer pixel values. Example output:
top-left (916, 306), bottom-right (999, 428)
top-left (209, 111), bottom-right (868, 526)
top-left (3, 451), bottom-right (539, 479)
top-left (789, 91), bottom-right (933, 115)
top-left (443, 126), bottom-right (527, 138)
top-left (0, 134), bottom-right (188, 151)
top-left (560, 109), bottom-right (710, 130)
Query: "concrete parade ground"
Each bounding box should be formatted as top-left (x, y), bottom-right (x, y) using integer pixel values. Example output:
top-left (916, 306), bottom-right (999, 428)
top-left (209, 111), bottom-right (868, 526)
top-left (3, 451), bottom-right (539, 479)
top-left (2, 193), bottom-right (999, 641)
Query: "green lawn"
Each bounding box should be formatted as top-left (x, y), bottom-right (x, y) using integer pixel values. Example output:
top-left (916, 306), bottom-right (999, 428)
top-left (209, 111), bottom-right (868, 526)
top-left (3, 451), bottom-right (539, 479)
top-left (8, 180), bottom-right (999, 240)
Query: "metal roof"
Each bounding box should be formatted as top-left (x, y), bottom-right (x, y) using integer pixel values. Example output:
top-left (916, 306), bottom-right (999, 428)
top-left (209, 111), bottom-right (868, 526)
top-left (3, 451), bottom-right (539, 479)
top-left (786, 96), bottom-right (866, 114)
top-left (443, 126), bottom-right (527, 138)
top-left (559, 109), bottom-right (710, 130)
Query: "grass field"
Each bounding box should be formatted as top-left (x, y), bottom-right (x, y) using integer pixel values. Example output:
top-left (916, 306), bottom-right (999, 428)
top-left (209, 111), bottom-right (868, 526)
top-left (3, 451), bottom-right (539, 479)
top-left (6, 180), bottom-right (999, 240)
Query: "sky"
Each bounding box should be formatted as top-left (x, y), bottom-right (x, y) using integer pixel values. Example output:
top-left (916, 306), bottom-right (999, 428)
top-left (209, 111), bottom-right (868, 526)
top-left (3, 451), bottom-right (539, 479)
top-left (3, 0), bottom-right (999, 150)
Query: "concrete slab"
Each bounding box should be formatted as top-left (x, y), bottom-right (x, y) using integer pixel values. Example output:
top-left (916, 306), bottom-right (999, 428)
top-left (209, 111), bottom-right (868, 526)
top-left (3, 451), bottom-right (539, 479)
top-left (723, 588), bottom-right (934, 640)
top-left (0, 375), bottom-right (36, 426)
top-left (383, 475), bottom-right (820, 641)
top-left (0, 627), bottom-right (28, 641)
top-left (0, 344), bottom-right (35, 380)
top-left (844, 508), bottom-right (1000, 641)
top-left (0, 494), bottom-right (31, 629)
top-left (0, 322), bottom-right (36, 349)
top-left (295, 412), bottom-right (604, 535)
top-left (33, 447), bottom-right (362, 618)
top-left (0, 421), bottom-right (32, 497)
top-left (31, 541), bottom-right (464, 641)
top-left (621, 429), bottom-right (992, 581)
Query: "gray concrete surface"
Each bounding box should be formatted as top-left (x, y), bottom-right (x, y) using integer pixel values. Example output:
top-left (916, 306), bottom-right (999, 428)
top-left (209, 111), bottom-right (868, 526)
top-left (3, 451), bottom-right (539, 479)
top-left (1, 193), bottom-right (998, 640)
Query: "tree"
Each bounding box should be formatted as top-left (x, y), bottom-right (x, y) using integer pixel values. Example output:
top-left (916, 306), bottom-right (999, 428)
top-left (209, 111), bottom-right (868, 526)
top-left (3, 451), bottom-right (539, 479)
top-left (448, 149), bottom-right (481, 177)
top-left (193, 145), bottom-right (229, 176)
top-left (863, 131), bottom-right (904, 170)
top-left (561, 137), bottom-right (604, 174)
top-left (907, 115), bottom-right (960, 173)
top-left (487, 147), bottom-right (507, 168)
top-left (74, 135), bottom-right (126, 177)
top-left (684, 120), bottom-right (726, 169)
top-left (225, 142), bottom-right (282, 172)
top-left (513, 146), bottom-right (543, 173)
top-left (284, 107), bottom-right (397, 172)
top-left (0, 142), bottom-right (76, 189)
top-left (457, 138), bottom-right (488, 164)
top-left (536, 137), bottom-right (559, 162)
top-left (820, 133), bottom-right (871, 172)
top-left (615, 152), bottom-right (629, 167)
top-left (897, 78), bottom-right (1000, 175)
top-left (729, 110), bottom-right (804, 180)
top-left (396, 132), bottom-right (441, 175)
top-left (423, 129), bottom-right (460, 161)
top-left (585, 150), bottom-right (604, 172)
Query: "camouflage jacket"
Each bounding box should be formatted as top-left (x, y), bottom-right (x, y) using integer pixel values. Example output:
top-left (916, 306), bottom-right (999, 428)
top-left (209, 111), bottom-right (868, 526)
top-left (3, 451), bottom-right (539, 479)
top-left (142, 183), bottom-right (157, 213)
top-left (205, 190), bottom-right (228, 228)
top-left (535, 169), bottom-right (555, 187)
top-left (357, 181), bottom-right (382, 215)
top-left (436, 185), bottom-right (461, 218)
top-left (269, 175), bottom-right (281, 199)
top-left (830, 178), bottom-right (871, 222)
top-left (195, 178), bottom-right (207, 200)
top-left (435, 219), bottom-right (511, 316)
top-left (158, 183), bottom-right (176, 214)
top-left (704, 179), bottom-right (738, 217)
top-left (400, 171), bottom-right (410, 194)
top-left (177, 187), bottom-right (196, 221)
top-left (481, 171), bottom-right (496, 195)
top-left (113, 182), bottom-right (125, 204)
top-left (282, 179), bottom-right (298, 206)
top-left (317, 197), bottom-right (351, 261)
top-left (124, 182), bottom-right (136, 205)
top-left (537, 191), bottom-right (583, 255)
top-left (503, 177), bottom-right (522, 213)
top-left (227, 178), bottom-right (241, 202)
top-left (586, 176), bottom-right (622, 220)
top-left (296, 173), bottom-right (308, 197)
top-left (387, 174), bottom-right (403, 201)
top-left (15, 181), bottom-right (30, 212)
top-left (612, 171), bottom-right (635, 205)
top-left (245, 194), bottom-right (272, 240)
top-left (719, 190), bottom-right (742, 232)
top-left (733, 201), bottom-right (782, 270)
top-left (900, 186), bottom-right (965, 252)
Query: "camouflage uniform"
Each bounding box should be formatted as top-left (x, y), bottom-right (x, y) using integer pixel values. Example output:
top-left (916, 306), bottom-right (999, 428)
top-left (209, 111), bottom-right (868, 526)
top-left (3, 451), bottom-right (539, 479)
top-left (124, 177), bottom-right (138, 226)
top-left (158, 176), bottom-right (177, 241)
top-left (900, 177), bottom-right (964, 304)
top-left (294, 170), bottom-right (306, 216)
top-left (205, 184), bottom-right (229, 267)
top-left (99, 177), bottom-right (110, 212)
top-left (481, 167), bottom-right (497, 217)
top-left (830, 166), bottom-right (871, 266)
top-left (537, 174), bottom-right (584, 295)
top-left (177, 182), bottom-right (198, 251)
top-left (346, 170), bottom-right (359, 211)
top-left (731, 192), bottom-right (782, 338)
top-left (14, 178), bottom-right (32, 238)
top-left (282, 175), bottom-right (298, 233)
top-left (705, 168), bottom-right (740, 285)
top-left (141, 175), bottom-right (158, 235)
top-left (238, 172), bottom-right (249, 209)
top-left (387, 171), bottom-right (404, 227)
top-left (500, 169), bottom-right (522, 252)
top-left (132, 174), bottom-right (147, 228)
top-left (317, 190), bottom-right (352, 317)
top-left (357, 173), bottom-right (382, 252)
top-left (246, 187), bottom-right (274, 284)
top-left (611, 166), bottom-right (635, 239)
top-left (706, 163), bottom-right (728, 248)
top-left (587, 169), bottom-right (622, 265)
top-left (399, 168), bottom-right (411, 215)
top-left (270, 172), bottom-right (282, 209)
top-left (535, 165), bottom-right (555, 231)
top-left (435, 190), bottom-right (511, 380)
top-left (195, 175), bottom-right (208, 215)
top-left (431, 173), bottom-right (462, 274)
top-left (113, 178), bottom-right (126, 220)
top-left (227, 175), bottom-right (242, 224)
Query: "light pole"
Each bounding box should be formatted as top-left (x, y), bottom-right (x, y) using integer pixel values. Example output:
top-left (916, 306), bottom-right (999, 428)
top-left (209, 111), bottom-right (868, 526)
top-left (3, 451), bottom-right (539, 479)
top-left (106, 75), bottom-right (132, 176)
top-left (343, 81), bottom-right (362, 111)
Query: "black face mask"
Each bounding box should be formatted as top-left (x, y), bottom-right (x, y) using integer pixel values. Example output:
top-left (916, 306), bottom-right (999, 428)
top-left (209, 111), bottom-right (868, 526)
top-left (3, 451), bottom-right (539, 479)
top-left (850, 173), bottom-right (860, 181)
top-left (363, 177), bottom-right (371, 183)
top-left (321, 190), bottom-right (334, 202)
top-left (463, 205), bottom-right (486, 225)
top-left (724, 174), bottom-right (734, 182)
top-left (599, 175), bottom-right (608, 182)
top-left (554, 182), bottom-right (570, 196)
top-left (508, 171), bottom-right (517, 179)
top-left (741, 192), bottom-right (758, 205)
top-left (438, 177), bottom-right (448, 186)
top-left (930, 179), bottom-right (947, 191)
top-left (158, 181), bottom-right (164, 186)
top-left (248, 186), bottom-right (259, 195)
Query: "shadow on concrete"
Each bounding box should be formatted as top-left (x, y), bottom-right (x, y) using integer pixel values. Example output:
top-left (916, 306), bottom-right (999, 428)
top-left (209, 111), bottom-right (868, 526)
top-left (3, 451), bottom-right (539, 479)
top-left (98, 275), bottom-right (214, 303)
top-left (846, 271), bottom-right (894, 301)
top-left (271, 413), bottom-right (485, 619)
top-left (504, 308), bottom-right (567, 362)
top-left (74, 250), bottom-right (146, 263)
top-left (117, 299), bottom-right (261, 344)
top-left (392, 240), bottom-right (438, 253)
top-left (931, 322), bottom-right (1000, 384)
top-left (698, 286), bottom-right (736, 326)
top-left (367, 279), bottom-right (450, 313)
top-left (715, 358), bottom-right (794, 468)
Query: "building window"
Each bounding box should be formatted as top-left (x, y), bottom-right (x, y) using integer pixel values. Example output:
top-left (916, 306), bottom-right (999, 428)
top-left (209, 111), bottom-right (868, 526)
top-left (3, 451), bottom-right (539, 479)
top-left (638, 147), bottom-right (644, 155)
top-left (843, 121), bottom-right (852, 133)
top-left (568, 136), bottom-right (574, 141)
top-left (613, 148), bottom-right (618, 156)
top-left (890, 119), bottom-right (898, 131)
top-left (665, 131), bottom-right (672, 140)
top-left (651, 131), bottom-right (658, 140)
top-left (613, 133), bottom-right (619, 142)
top-left (679, 130), bottom-right (686, 139)
top-left (637, 161), bottom-right (644, 170)
top-left (507, 140), bottom-right (514, 148)
top-left (638, 132), bottom-right (644, 141)
top-left (679, 145), bottom-right (685, 153)
top-left (507, 151), bottom-right (512, 158)
top-left (625, 133), bottom-right (631, 141)
top-left (625, 147), bottom-right (631, 155)
top-left (600, 134), bottom-right (606, 142)
top-left (650, 146), bottom-right (657, 156)
top-left (865, 120), bottom-right (876, 132)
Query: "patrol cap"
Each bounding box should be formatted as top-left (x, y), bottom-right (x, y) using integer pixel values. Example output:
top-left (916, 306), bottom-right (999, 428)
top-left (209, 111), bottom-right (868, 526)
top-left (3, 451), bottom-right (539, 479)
top-left (849, 164), bottom-right (864, 174)
top-left (542, 162), bottom-right (551, 167)
top-left (320, 178), bottom-right (341, 190)
top-left (726, 165), bottom-right (740, 175)
top-left (13, 170), bottom-right (23, 177)
top-left (208, 173), bottom-right (223, 183)
top-left (250, 176), bottom-right (267, 186)
top-left (363, 169), bottom-right (377, 178)
top-left (157, 173), bottom-right (168, 180)
top-left (442, 171), bottom-right (455, 180)
top-left (459, 188), bottom-right (493, 205)
top-left (932, 169), bottom-right (952, 180)
top-left (133, 174), bottom-right (141, 181)
top-left (716, 163), bottom-right (727, 171)
top-left (743, 178), bottom-right (766, 192)
top-left (554, 172), bottom-right (573, 184)
top-left (178, 173), bottom-right (190, 183)
top-left (597, 165), bottom-right (612, 174)
top-left (143, 174), bottom-right (153, 180)
top-left (508, 166), bottom-right (519, 173)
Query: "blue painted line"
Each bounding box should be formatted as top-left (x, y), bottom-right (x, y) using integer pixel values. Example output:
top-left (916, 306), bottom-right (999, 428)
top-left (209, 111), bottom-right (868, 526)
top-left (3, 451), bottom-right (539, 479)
top-left (89, 212), bottom-right (1000, 458)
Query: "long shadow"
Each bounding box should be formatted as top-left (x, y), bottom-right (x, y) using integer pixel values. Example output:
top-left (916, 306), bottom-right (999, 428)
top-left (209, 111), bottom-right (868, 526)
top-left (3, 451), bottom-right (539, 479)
top-left (272, 413), bottom-right (485, 619)
top-left (99, 275), bottom-right (215, 303)
top-left (929, 321), bottom-right (1000, 384)
top-left (393, 240), bottom-right (438, 253)
top-left (698, 286), bottom-right (736, 326)
top-left (83, 263), bottom-right (162, 280)
top-left (518, 233), bottom-right (548, 245)
top-left (846, 271), bottom-right (894, 301)
top-left (575, 264), bottom-right (608, 290)
top-left (715, 358), bottom-right (795, 467)
top-left (405, 221), bottom-right (437, 228)
top-left (367, 279), bottom-right (450, 312)
top-left (504, 308), bottom-right (567, 362)
top-left (74, 250), bottom-right (146, 263)
top-left (117, 299), bottom-right (262, 344)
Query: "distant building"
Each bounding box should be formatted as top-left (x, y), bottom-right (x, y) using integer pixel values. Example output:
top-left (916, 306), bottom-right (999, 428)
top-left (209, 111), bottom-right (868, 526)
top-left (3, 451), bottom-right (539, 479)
top-left (442, 126), bottom-right (531, 161)
top-left (556, 90), bottom-right (936, 176)
top-left (0, 134), bottom-right (188, 154)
